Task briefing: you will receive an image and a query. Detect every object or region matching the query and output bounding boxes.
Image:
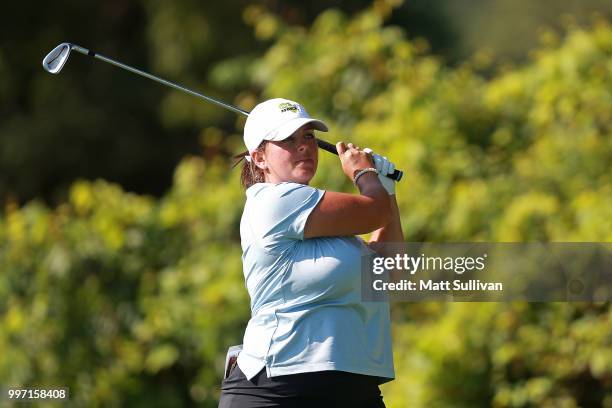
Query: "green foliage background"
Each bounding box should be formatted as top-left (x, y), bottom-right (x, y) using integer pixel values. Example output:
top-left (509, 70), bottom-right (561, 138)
top-left (1, 1), bottom-right (611, 407)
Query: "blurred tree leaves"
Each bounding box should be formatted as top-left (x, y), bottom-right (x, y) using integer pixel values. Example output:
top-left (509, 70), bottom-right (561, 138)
top-left (0, 0), bottom-right (263, 205)
top-left (1, 166), bottom-right (248, 406)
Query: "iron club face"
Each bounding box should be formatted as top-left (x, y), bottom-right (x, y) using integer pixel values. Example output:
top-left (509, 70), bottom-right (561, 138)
top-left (42, 43), bottom-right (72, 74)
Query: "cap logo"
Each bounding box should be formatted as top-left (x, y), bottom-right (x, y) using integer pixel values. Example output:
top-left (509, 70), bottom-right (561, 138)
top-left (278, 102), bottom-right (299, 113)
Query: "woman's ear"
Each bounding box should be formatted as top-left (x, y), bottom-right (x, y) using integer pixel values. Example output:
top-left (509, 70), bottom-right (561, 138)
top-left (251, 150), bottom-right (267, 170)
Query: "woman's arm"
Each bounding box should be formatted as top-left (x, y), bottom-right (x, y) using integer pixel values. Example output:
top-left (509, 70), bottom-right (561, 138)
top-left (362, 151), bottom-right (404, 250)
top-left (304, 142), bottom-right (391, 238)
top-left (367, 195), bottom-right (404, 254)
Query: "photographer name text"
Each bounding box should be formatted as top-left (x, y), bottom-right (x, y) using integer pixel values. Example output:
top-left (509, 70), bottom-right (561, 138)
top-left (373, 279), bottom-right (503, 291)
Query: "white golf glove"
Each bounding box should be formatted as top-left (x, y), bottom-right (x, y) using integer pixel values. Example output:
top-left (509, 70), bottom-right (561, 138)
top-left (363, 148), bottom-right (396, 195)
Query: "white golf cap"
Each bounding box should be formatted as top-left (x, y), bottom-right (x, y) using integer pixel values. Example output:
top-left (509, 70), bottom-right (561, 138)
top-left (243, 98), bottom-right (328, 156)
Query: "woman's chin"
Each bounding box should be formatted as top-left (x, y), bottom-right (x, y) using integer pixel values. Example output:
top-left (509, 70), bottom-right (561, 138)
top-left (292, 170), bottom-right (315, 184)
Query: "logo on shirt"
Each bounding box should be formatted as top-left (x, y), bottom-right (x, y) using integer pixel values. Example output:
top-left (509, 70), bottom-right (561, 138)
top-left (279, 102), bottom-right (299, 113)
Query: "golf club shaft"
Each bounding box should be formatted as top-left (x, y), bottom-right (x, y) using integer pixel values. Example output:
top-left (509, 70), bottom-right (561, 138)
top-left (60, 44), bottom-right (403, 181)
top-left (70, 45), bottom-right (249, 117)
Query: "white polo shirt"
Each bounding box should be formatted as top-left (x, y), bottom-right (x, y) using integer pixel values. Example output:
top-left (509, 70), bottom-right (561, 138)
top-left (237, 182), bottom-right (394, 383)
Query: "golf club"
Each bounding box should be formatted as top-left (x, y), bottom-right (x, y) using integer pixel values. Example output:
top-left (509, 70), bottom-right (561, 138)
top-left (42, 42), bottom-right (403, 181)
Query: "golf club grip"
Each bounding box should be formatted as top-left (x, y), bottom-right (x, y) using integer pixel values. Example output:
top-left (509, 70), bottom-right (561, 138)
top-left (316, 139), bottom-right (403, 182)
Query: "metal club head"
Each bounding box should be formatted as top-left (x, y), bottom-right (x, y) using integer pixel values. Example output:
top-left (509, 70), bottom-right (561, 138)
top-left (42, 43), bottom-right (72, 74)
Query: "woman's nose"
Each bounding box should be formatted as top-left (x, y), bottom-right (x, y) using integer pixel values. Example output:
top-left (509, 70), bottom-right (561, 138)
top-left (297, 140), bottom-right (309, 152)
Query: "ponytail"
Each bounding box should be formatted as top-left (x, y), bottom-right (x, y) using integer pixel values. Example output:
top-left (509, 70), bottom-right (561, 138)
top-left (232, 142), bottom-right (267, 189)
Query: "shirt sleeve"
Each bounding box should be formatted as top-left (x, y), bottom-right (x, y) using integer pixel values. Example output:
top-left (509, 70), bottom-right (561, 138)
top-left (248, 183), bottom-right (325, 252)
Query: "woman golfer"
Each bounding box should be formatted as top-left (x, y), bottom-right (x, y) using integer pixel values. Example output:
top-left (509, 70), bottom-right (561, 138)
top-left (219, 98), bottom-right (403, 407)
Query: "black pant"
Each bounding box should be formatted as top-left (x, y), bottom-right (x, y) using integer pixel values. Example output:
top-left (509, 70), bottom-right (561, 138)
top-left (219, 365), bottom-right (386, 408)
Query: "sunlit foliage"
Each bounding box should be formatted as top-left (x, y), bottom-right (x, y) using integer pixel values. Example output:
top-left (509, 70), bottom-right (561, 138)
top-left (1, 2), bottom-right (610, 407)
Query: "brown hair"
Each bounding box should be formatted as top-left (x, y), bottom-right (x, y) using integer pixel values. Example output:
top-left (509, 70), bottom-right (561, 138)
top-left (232, 142), bottom-right (267, 189)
